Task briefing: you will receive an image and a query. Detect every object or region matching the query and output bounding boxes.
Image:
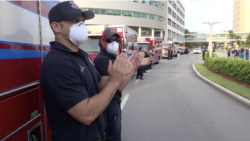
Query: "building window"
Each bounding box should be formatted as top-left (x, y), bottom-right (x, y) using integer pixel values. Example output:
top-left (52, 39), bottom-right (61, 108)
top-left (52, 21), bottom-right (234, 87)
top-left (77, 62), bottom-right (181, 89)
top-left (138, 12), bottom-right (142, 18)
top-left (168, 7), bottom-right (171, 14)
top-left (141, 27), bottom-right (152, 36)
top-left (107, 9), bottom-right (113, 15)
top-left (128, 11), bottom-right (133, 17)
top-left (81, 8), bottom-right (164, 22)
top-left (95, 9), bottom-right (100, 14)
top-left (133, 12), bottom-right (138, 17)
top-left (101, 9), bottom-right (106, 15)
top-left (88, 8), bottom-right (95, 14)
top-left (149, 14), bottom-right (154, 19)
top-left (82, 8), bottom-right (88, 11)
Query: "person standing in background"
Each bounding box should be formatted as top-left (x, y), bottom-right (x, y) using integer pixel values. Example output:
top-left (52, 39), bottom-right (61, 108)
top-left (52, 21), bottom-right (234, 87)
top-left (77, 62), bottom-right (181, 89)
top-left (240, 46), bottom-right (245, 59)
top-left (235, 48), bottom-right (239, 57)
top-left (231, 48), bottom-right (235, 59)
top-left (177, 49), bottom-right (180, 61)
top-left (246, 47), bottom-right (249, 60)
top-left (227, 48), bottom-right (231, 57)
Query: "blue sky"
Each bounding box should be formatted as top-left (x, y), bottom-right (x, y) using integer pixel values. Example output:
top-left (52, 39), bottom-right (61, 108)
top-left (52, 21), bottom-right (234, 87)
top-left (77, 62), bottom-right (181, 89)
top-left (182, 0), bottom-right (234, 33)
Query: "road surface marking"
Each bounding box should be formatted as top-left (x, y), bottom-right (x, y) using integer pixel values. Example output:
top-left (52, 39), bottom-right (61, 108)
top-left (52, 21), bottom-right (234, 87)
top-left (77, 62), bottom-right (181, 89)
top-left (121, 94), bottom-right (130, 110)
top-left (135, 79), bottom-right (140, 83)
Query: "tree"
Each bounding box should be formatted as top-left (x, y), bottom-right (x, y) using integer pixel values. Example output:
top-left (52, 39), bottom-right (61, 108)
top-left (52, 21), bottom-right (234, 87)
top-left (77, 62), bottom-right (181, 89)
top-left (228, 30), bottom-right (235, 47)
top-left (246, 32), bottom-right (250, 46)
top-left (185, 29), bottom-right (191, 34)
top-left (235, 35), bottom-right (242, 46)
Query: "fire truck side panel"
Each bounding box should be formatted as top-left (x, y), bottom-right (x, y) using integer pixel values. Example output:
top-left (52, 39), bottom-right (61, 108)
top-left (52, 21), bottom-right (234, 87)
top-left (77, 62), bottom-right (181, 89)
top-left (0, 88), bottom-right (40, 139)
top-left (0, 1), bottom-right (57, 140)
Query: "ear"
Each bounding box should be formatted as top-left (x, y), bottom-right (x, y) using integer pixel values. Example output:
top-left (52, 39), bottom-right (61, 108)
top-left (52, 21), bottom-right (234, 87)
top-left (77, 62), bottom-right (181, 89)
top-left (51, 22), bottom-right (61, 35)
top-left (100, 39), bottom-right (107, 49)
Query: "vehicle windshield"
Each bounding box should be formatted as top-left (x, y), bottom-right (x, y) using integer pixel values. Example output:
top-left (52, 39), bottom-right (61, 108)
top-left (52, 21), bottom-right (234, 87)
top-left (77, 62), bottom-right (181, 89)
top-left (79, 38), bottom-right (100, 53)
top-left (138, 43), bottom-right (148, 50)
top-left (162, 44), bottom-right (170, 48)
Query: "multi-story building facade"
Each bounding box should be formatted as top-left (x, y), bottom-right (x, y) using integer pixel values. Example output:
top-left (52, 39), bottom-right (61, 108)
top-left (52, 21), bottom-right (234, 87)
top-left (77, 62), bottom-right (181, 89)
top-left (75, 0), bottom-right (185, 44)
top-left (233, 0), bottom-right (250, 32)
top-left (166, 0), bottom-right (185, 44)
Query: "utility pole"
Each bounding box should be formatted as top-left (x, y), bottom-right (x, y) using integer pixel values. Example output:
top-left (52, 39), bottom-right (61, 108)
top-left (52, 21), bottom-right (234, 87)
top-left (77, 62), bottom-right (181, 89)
top-left (202, 22), bottom-right (221, 57)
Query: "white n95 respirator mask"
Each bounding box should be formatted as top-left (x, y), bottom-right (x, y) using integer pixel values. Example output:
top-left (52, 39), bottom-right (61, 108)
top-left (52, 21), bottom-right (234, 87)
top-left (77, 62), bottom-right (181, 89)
top-left (107, 42), bottom-right (119, 55)
top-left (69, 21), bottom-right (88, 45)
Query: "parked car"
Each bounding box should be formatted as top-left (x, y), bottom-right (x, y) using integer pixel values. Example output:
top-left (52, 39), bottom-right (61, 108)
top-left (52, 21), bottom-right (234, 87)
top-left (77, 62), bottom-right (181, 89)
top-left (193, 48), bottom-right (202, 54)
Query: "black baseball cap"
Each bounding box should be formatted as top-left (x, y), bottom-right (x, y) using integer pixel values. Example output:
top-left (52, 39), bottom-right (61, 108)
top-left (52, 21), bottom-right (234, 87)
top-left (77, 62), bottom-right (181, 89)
top-left (48, 1), bottom-right (94, 25)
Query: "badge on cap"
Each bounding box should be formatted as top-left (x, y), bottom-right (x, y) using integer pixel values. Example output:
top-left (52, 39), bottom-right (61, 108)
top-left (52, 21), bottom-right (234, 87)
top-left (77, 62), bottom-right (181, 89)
top-left (70, 1), bottom-right (79, 9)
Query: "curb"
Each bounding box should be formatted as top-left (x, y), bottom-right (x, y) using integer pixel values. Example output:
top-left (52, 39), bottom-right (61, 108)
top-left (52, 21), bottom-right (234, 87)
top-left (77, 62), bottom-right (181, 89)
top-left (192, 64), bottom-right (250, 108)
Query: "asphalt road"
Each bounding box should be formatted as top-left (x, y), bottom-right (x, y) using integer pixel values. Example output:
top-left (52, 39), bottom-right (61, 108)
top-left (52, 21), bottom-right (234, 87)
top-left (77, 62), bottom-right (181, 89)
top-left (121, 53), bottom-right (250, 141)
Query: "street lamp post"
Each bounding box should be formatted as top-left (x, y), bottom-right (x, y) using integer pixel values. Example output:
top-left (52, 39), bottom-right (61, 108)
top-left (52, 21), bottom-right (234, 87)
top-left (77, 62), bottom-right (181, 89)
top-left (202, 22), bottom-right (221, 58)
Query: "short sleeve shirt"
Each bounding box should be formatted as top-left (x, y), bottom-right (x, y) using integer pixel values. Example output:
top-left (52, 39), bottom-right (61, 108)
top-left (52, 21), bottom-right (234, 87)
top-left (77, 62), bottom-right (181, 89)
top-left (40, 42), bottom-right (105, 141)
top-left (94, 49), bottom-right (122, 100)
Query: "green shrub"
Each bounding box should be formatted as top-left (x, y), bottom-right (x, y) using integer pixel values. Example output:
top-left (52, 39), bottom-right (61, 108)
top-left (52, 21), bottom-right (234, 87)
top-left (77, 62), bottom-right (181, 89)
top-left (204, 54), bottom-right (250, 84)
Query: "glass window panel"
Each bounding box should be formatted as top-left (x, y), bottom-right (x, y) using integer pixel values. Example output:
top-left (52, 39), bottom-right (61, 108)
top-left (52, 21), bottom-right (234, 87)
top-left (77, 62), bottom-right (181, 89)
top-left (95, 9), bottom-right (100, 14)
top-left (142, 0), bottom-right (145, 4)
top-left (89, 8), bottom-right (95, 14)
top-left (123, 11), bottom-right (128, 16)
top-left (144, 13), bottom-right (148, 19)
top-left (133, 12), bottom-right (138, 17)
top-left (155, 15), bottom-right (159, 20)
top-left (145, 0), bottom-right (149, 5)
top-left (138, 12), bottom-right (141, 18)
top-left (107, 9), bottom-right (113, 15)
top-left (82, 8), bottom-right (88, 11)
top-left (128, 11), bottom-right (132, 17)
top-left (101, 9), bottom-right (106, 15)
top-left (118, 10), bottom-right (122, 16)
top-left (113, 10), bottom-right (118, 15)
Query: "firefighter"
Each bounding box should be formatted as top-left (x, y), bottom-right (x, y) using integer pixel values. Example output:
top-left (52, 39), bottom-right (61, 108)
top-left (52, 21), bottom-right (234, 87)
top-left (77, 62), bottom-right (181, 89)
top-left (168, 47), bottom-right (171, 60)
top-left (40, 2), bottom-right (141, 141)
top-left (94, 29), bottom-right (150, 141)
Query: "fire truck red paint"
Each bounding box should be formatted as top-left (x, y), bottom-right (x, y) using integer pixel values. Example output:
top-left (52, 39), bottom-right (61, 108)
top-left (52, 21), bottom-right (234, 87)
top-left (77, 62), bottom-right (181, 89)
top-left (137, 37), bottom-right (163, 64)
top-left (0, 1), bottom-right (57, 141)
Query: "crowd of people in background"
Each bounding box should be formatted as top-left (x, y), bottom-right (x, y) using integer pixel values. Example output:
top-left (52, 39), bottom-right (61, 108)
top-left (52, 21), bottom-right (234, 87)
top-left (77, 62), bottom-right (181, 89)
top-left (228, 46), bottom-right (250, 60)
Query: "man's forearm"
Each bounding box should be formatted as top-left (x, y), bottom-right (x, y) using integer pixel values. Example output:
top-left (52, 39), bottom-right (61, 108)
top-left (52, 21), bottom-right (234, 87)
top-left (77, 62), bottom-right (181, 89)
top-left (84, 81), bottom-right (119, 123)
top-left (99, 76), bottom-right (109, 90)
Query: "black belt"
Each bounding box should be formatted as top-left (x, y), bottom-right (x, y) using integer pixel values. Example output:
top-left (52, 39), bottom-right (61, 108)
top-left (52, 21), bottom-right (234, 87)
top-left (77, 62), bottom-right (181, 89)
top-left (96, 132), bottom-right (106, 141)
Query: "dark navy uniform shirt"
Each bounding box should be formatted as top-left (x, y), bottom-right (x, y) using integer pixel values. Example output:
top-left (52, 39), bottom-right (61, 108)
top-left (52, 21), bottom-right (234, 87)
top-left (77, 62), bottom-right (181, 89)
top-left (94, 49), bottom-right (122, 100)
top-left (40, 42), bottom-right (106, 141)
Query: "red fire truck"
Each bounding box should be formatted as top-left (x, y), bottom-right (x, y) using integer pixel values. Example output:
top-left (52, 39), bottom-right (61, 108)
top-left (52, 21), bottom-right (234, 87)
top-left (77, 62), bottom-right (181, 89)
top-left (162, 38), bottom-right (180, 58)
top-left (137, 37), bottom-right (162, 64)
top-left (0, 1), bottom-right (59, 141)
top-left (81, 25), bottom-right (138, 61)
